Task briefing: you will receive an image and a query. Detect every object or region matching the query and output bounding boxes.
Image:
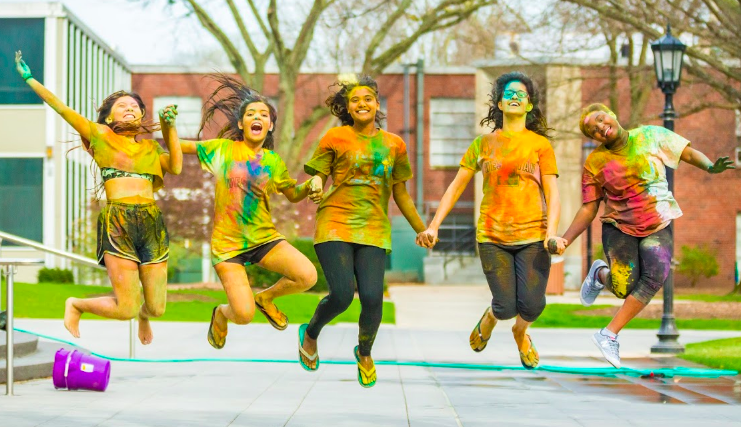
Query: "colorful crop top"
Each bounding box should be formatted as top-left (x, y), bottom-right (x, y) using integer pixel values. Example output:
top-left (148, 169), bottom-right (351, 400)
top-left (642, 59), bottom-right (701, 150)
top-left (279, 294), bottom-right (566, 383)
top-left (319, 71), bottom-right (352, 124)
top-left (87, 121), bottom-right (166, 191)
top-left (100, 167), bottom-right (155, 183)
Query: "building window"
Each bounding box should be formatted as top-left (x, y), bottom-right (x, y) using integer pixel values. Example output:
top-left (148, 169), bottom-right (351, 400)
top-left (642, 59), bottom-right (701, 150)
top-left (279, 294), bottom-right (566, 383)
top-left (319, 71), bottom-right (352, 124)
top-left (0, 18), bottom-right (45, 104)
top-left (429, 98), bottom-right (476, 167)
top-left (0, 158), bottom-right (43, 244)
top-left (152, 96), bottom-right (202, 139)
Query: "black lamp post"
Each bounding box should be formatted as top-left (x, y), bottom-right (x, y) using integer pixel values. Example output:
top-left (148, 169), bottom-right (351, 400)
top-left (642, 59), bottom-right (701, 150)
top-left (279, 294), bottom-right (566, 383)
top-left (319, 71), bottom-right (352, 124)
top-left (650, 24), bottom-right (686, 354)
top-left (582, 140), bottom-right (597, 272)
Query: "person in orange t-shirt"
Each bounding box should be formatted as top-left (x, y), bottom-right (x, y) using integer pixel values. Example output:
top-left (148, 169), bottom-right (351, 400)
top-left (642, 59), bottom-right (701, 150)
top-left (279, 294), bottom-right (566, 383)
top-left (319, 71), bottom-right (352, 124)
top-left (298, 75), bottom-right (426, 388)
top-left (418, 72), bottom-right (562, 370)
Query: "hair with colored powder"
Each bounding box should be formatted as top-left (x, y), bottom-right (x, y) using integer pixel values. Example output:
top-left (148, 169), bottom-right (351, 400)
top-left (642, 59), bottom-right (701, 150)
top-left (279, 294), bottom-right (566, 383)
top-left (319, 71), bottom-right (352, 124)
top-left (95, 90), bottom-right (159, 137)
top-left (480, 72), bottom-right (552, 138)
top-left (325, 74), bottom-right (386, 128)
top-left (198, 73), bottom-right (278, 150)
top-left (578, 103), bottom-right (618, 138)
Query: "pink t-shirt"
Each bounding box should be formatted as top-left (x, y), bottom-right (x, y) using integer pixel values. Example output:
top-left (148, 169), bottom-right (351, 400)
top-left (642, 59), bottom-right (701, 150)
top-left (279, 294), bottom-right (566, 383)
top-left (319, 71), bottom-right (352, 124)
top-left (582, 125), bottom-right (690, 237)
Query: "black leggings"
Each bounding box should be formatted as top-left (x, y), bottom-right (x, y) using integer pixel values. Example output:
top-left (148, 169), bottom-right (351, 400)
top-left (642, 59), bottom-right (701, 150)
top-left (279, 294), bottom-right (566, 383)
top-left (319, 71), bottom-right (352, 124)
top-left (306, 241), bottom-right (386, 356)
top-left (602, 223), bottom-right (673, 305)
top-left (478, 242), bottom-right (551, 322)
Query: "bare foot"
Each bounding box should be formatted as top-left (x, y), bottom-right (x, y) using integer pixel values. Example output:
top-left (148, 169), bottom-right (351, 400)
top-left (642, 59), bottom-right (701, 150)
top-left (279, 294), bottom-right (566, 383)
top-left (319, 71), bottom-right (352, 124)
top-left (63, 298), bottom-right (82, 338)
top-left (138, 317), bottom-right (153, 345)
top-left (301, 334), bottom-right (318, 370)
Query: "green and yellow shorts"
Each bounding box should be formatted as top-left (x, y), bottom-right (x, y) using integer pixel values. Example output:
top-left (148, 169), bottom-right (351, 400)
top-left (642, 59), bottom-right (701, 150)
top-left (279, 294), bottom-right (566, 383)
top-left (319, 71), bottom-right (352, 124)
top-left (96, 201), bottom-right (169, 266)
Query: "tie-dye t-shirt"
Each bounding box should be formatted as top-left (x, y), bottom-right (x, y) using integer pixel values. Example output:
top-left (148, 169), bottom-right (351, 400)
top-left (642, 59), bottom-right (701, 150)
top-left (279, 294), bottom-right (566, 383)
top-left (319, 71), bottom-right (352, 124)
top-left (88, 121), bottom-right (166, 191)
top-left (304, 126), bottom-right (413, 251)
top-left (460, 130), bottom-right (558, 245)
top-left (197, 139), bottom-right (297, 265)
top-left (582, 125), bottom-right (690, 237)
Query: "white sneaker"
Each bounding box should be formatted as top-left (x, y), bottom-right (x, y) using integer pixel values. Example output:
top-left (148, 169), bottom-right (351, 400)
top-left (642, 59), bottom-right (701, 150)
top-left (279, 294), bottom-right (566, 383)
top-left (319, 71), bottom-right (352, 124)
top-left (580, 260), bottom-right (607, 306)
top-left (592, 331), bottom-right (621, 368)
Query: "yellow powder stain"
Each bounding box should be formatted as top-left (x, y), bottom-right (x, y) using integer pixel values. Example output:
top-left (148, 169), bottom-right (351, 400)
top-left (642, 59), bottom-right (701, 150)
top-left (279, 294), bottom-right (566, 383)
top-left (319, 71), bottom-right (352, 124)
top-left (609, 261), bottom-right (634, 299)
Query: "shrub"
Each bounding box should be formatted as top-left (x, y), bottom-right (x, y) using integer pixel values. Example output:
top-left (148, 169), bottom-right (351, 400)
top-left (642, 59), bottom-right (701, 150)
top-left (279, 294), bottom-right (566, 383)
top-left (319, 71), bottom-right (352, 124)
top-left (677, 245), bottom-right (719, 287)
top-left (37, 268), bottom-right (74, 284)
top-left (246, 238), bottom-right (328, 292)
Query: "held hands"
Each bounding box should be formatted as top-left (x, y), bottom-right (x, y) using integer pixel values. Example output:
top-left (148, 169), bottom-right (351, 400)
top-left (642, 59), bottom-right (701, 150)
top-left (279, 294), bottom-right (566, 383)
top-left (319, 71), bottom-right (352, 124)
top-left (159, 104), bottom-right (178, 127)
top-left (416, 227), bottom-right (439, 249)
top-left (708, 156), bottom-right (735, 174)
top-left (545, 236), bottom-right (568, 255)
top-left (15, 51), bottom-right (33, 81)
top-left (307, 176), bottom-right (324, 204)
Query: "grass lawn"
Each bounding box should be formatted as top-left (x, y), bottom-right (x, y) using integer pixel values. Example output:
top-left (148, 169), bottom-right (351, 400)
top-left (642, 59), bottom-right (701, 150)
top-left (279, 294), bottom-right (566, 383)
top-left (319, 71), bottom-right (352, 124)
top-left (1, 282), bottom-right (395, 325)
top-left (676, 293), bottom-right (741, 303)
top-left (533, 304), bottom-right (741, 330)
top-left (679, 337), bottom-right (741, 371)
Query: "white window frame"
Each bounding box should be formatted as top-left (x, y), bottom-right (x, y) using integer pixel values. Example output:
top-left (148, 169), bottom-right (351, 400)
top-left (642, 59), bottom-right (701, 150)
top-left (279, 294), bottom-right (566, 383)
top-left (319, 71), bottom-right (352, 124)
top-left (152, 96), bottom-right (203, 139)
top-left (429, 98), bottom-right (476, 168)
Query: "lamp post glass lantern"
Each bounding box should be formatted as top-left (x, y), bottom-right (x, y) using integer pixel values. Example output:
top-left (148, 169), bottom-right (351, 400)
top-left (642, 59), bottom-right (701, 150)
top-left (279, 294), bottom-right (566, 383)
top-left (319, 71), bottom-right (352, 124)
top-left (650, 24), bottom-right (686, 354)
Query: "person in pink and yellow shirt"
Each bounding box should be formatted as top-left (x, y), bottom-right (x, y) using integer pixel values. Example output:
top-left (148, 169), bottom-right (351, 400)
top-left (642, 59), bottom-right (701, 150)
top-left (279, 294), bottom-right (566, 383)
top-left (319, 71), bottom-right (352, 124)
top-left (553, 103), bottom-right (734, 368)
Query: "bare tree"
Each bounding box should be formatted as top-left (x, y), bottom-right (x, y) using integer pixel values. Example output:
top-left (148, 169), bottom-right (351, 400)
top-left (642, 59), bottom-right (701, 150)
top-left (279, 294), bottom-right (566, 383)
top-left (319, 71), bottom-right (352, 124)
top-left (560, 0), bottom-right (741, 116)
top-left (159, 0), bottom-right (497, 170)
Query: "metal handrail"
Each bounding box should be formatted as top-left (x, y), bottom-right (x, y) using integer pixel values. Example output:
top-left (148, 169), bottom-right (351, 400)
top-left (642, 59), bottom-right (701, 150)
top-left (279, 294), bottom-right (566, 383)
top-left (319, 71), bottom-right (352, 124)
top-left (0, 230), bottom-right (136, 396)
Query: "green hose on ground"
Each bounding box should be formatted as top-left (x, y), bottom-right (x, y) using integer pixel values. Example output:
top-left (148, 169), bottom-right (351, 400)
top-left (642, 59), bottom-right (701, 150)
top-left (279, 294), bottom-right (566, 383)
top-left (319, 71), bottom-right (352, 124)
top-left (13, 327), bottom-right (738, 379)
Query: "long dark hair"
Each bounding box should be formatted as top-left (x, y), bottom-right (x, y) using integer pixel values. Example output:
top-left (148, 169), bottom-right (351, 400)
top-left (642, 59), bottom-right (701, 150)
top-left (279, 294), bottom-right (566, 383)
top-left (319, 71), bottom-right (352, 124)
top-left (198, 73), bottom-right (278, 150)
top-left (325, 75), bottom-right (385, 127)
top-left (95, 90), bottom-right (159, 137)
top-left (480, 72), bottom-right (552, 138)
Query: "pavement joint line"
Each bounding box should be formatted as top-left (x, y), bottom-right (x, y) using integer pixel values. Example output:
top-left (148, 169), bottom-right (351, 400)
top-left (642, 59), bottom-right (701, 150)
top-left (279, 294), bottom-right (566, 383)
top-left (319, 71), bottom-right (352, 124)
top-left (227, 362), bottom-right (291, 427)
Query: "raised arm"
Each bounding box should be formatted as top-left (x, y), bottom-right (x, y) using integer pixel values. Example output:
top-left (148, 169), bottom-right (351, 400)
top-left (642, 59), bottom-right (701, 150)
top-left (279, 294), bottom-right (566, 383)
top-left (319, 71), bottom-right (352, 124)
top-left (158, 105), bottom-right (182, 175)
top-left (680, 146), bottom-right (735, 174)
top-left (15, 51), bottom-right (92, 144)
top-left (393, 182), bottom-right (426, 234)
top-left (417, 167), bottom-right (475, 248)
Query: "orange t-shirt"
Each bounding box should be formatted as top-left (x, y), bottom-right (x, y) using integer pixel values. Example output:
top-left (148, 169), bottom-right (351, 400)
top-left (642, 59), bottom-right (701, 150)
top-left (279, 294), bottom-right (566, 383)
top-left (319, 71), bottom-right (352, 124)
top-left (305, 126), bottom-right (413, 251)
top-left (460, 130), bottom-right (558, 245)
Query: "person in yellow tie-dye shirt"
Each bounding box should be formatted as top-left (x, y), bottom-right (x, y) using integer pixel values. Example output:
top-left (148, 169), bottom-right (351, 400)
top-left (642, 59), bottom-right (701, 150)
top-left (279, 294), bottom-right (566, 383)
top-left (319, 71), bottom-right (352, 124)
top-left (180, 74), bottom-right (321, 349)
top-left (298, 75), bottom-right (426, 388)
top-left (418, 72), bottom-right (562, 370)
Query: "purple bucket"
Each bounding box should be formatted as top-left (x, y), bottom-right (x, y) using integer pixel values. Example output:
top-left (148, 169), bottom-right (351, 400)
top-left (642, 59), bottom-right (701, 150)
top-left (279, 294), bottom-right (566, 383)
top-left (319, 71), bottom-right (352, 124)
top-left (52, 349), bottom-right (111, 392)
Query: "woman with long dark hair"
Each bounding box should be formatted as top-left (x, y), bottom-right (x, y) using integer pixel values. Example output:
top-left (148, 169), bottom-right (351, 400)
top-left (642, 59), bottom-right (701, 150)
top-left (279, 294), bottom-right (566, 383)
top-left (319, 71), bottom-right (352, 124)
top-left (418, 72), bottom-right (561, 369)
top-left (298, 75), bottom-right (426, 387)
top-left (178, 74), bottom-right (319, 348)
top-left (14, 51), bottom-right (182, 344)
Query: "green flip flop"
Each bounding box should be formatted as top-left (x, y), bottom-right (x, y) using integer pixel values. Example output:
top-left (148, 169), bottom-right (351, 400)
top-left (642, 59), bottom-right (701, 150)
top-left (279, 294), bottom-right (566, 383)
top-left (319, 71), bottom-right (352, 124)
top-left (256, 301), bottom-right (288, 331)
top-left (298, 324), bottom-right (319, 371)
top-left (354, 346), bottom-right (377, 388)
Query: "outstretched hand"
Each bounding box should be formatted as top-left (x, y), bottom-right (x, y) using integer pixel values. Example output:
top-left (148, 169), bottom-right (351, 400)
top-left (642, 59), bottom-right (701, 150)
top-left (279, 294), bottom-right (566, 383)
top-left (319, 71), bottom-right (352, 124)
top-left (159, 104), bottom-right (178, 126)
top-left (15, 51), bottom-right (32, 81)
top-left (307, 176), bottom-right (324, 204)
top-left (708, 156), bottom-right (735, 174)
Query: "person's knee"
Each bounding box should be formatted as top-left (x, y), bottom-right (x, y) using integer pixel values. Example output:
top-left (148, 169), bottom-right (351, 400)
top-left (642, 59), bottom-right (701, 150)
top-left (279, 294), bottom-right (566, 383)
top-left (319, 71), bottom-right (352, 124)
top-left (631, 277), bottom-right (662, 305)
top-left (516, 300), bottom-right (545, 322)
top-left (492, 303), bottom-right (517, 321)
top-left (330, 289), bottom-right (355, 312)
top-left (231, 306), bottom-right (255, 325)
top-left (117, 301), bottom-right (141, 320)
top-left (296, 266), bottom-right (318, 291)
top-left (145, 300), bottom-right (166, 318)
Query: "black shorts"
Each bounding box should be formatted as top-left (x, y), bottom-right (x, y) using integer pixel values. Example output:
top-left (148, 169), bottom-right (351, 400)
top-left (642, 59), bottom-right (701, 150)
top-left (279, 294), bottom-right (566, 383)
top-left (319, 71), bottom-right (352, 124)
top-left (223, 239), bottom-right (283, 266)
top-left (97, 201), bottom-right (169, 266)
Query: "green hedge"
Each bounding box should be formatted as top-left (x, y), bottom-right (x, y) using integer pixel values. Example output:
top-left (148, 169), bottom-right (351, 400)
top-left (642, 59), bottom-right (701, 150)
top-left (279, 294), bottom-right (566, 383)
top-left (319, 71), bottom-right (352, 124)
top-left (37, 268), bottom-right (74, 284)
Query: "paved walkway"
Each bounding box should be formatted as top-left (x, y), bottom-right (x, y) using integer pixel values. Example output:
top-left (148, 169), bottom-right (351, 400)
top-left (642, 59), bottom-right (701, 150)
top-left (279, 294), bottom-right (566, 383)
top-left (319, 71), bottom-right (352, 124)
top-left (2, 318), bottom-right (740, 427)
top-left (2, 284), bottom-right (741, 426)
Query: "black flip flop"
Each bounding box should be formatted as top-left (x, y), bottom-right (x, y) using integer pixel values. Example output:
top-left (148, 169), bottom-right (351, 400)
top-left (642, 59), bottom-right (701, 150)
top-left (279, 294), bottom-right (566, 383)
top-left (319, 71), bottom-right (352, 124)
top-left (469, 307), bottom-right (492, 352)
